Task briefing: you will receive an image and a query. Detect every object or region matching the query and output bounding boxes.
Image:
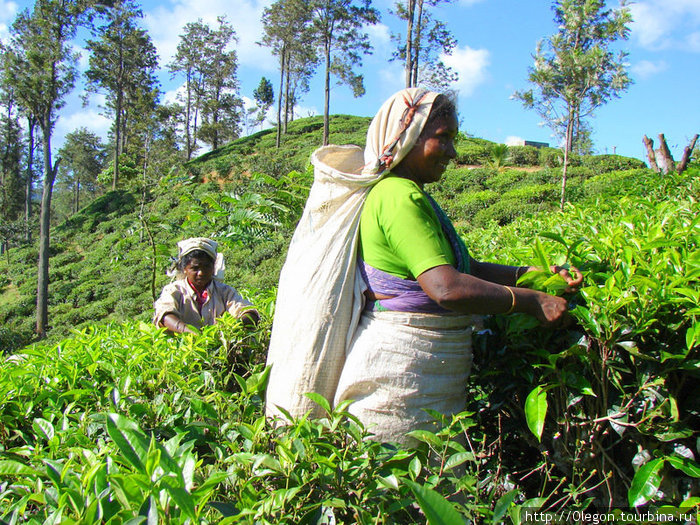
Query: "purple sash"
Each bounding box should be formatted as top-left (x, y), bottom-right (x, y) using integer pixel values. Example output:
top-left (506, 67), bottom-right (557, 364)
top-left (359, 261), bottom-right (450, 314)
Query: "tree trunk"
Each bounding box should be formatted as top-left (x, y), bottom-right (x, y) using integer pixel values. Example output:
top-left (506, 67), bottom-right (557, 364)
top-left (276, 46), bottom-right (286, 149)
top-left (411, 0), bottom-right (424, 87)
top-left (560, 110), bottom-right (574, 211)
top-left (185, 72), bottom-right (193, 160)
top-left (657, 133), bottom-right (674, 175)
top-left (284, 65), bottom-right (291, 133)
top-left (642, 135), bottom-right (660, 173)
top-left (323, 35), bottom-right (331, 146)
top-left (212, 97), bottom-right (220, 150)
top-left (36, 124), bottom-right (58, 339)
top-left (405, 0), bottom-right (415, 88)
top-left (112, 88), bottom-right (122, 190)
top-left (676, 134), bottom-right (698, 175)
top-left (25, 118), bottom-right (35, 243)
top-left (74, 177), bottom-right (79, 214)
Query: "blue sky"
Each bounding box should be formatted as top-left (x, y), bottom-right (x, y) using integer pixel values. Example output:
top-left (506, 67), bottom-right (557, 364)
top-left (1, 0), bottom-right (699, 161)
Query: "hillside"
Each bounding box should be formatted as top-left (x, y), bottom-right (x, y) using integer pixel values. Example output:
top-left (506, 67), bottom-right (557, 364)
top-left (0, 114), bottom-right (647, 350)
top-left (0, 113), bottom-right (698, 519)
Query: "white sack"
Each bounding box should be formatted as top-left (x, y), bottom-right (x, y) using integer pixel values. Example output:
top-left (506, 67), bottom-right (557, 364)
top-left (266, 89), bottom-right (439, 422)
top-left (334, 310), bottom-right (473, 446)
top-left (265, 145), bottom-right (380, 419)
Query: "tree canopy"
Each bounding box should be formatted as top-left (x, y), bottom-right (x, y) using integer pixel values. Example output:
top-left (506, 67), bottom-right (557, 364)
top-left (514, 0), bottom-right (632, 208)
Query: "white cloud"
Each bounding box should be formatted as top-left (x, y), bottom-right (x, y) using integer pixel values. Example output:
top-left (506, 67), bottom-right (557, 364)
top-left (55, 108), bottom-right (112, 144)
top-left (440, 45), bottom-right (490, 97)
top-left (505, 136), bottom-right (524, 146)
top-left (0, 0), bottom-right (17, 43)
top-left (365, 22), bottom-right (391, 47)
top-left (630, 0), bottom-right (700, 50)
top-left (0, 0), bottom-right (17, 20)
top-left (292, 104), bottom-right (318, 120)
top-left (631, 59), bottom-right (668, 78)
top-left (163, 83), bottom-right (186, 105)
top-left (144, 0), bottom-right (277, 72)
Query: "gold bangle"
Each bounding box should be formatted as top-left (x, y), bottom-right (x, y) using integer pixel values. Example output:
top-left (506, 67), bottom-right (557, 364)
top-left (504, 286), bottom-right (516, 314)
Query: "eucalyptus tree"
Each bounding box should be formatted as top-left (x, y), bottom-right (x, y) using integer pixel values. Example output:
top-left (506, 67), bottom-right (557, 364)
top-left (197, 17), bottom-right (242, 151)
top-left (261, 0), bottom-right (318, 147)
top-left (169, 20), bottom-right (207, 159)
top-left (0, 66), bottom-right (24, 252)
top-left (514, 0), bottom-right (632, 209)
top-left (1, 39), bottom-right (38, 244)
top-left (4, 0), bottom-right (86, 338)
top-left (392, 0), bottom-right (457, 89)
top-left (310, 0), bottom-right (379, 145)
top-left (169, 17), bottom-right (241, 155)
top-left (253, 77), bottom-right (275, 130)
top-left (85, 0), bottom-right (159, 190)
top-left (57, 128), bottom-right (106, 214)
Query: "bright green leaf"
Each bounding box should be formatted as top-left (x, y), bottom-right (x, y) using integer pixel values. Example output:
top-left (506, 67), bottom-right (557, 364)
top-left (524, 385), bottom-right (548, 442)
top-left (666, 455), bottom-right (700, 478)
top-left (0, 460), bottom-right (38, 477)
top-left (493, 489), bottom-right (519, 524)
top-left (303, 392), bottom-right (331, 414)
top-left (403, 479), bottom-right (465, 525)
top-left (628, 458), bottom-right (664, 507)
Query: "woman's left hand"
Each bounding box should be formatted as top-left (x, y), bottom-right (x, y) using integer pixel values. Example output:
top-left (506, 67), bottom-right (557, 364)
top-left (549, 265), bottom-right (583, 293)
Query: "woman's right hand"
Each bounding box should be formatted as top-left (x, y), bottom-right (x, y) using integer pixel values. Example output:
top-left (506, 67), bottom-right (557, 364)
top-left (516, 288), bottom-right (570, 326)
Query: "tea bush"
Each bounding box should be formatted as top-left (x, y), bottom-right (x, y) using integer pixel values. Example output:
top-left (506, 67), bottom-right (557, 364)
top-left (461, 168), bottom-right (700, 512)
top-left (508, 145), bottom-right (540, 166)
top-left (0, 313), bottom-right (499, 523)
top-left (582, 154), bottom-right (647, 174)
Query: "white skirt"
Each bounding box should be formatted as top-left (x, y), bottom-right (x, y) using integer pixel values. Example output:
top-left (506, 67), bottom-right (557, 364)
top-left (334, 309), bottom-right (474, 446)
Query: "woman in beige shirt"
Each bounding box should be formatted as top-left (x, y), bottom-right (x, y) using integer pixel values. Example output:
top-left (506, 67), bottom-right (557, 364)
top-left (153, 237), bottom-right (259, 333)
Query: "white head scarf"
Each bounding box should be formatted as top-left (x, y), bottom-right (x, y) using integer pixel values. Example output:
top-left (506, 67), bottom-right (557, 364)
top-left (362, 88), bottom-right (439, 176)
top-left (168, 237), bottom-right (226, 281)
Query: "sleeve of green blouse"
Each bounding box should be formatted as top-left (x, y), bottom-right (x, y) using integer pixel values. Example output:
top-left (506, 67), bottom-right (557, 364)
top-left (380, 189), bottom-right (454, 279)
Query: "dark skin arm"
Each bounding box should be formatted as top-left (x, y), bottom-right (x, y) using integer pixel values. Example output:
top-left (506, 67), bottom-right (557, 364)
top-left (417, 263), bottom-right (577, 326)
top-left (162, 310), bottom-right (259, 334)
top-left (239, 309), bottom-right (260, 327)
top-left (161, 313), bottom-right (197, 334)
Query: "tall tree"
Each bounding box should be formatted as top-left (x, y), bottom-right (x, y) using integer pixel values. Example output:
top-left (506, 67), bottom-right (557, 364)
top-left (5, 0), bottom-right (84, 338)
top-left (392, 0), bottom-right (457, 89)
top-left (57, 128), bottom-right (106, 214)
top-left (261, 0), bottom-right (318, 147)
top-left (85, 0), bottom-right (159, 190)
top-left (169, 20), bottom-right (207, 159)
top-left (0, 68), bottom-right (25, 251)
top-left (197, 16), bottom-right (241, 151)
top-left (253, 77), bottom-right (275, 130)
top-left (514, 0), bottom-right (632, 209)
top-left (0, 41), bottom-right (38, 243)
top-left (311, 0), bottom-right (379, 145)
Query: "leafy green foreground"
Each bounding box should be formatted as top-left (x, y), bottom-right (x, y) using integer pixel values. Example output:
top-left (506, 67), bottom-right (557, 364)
top-left (1, 168), bottom-right (699, 523)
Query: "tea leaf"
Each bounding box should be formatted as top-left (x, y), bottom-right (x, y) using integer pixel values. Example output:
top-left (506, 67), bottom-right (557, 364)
top-left (493, 489), bottom-right (519, 524)
top-left (403, 479), bottom-right (465, 525)
top-left (666, 455), bottom-right (700, 478)
top-left (0, 460), bottom-right (38, 476)
top-left (303, 392), bottom-right (331, 415)
top-left (32, 418), bottom-right (55, 442)
top-left (524, 385), bottom-right (548, 442)
top-left (628, 458), bottom-right (664, 507)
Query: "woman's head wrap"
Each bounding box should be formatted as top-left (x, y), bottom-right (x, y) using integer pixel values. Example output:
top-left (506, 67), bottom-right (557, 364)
top-left (363, 88), bottom-right (439, 176)
top-left (168, 237), bottom-right (226, 281)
